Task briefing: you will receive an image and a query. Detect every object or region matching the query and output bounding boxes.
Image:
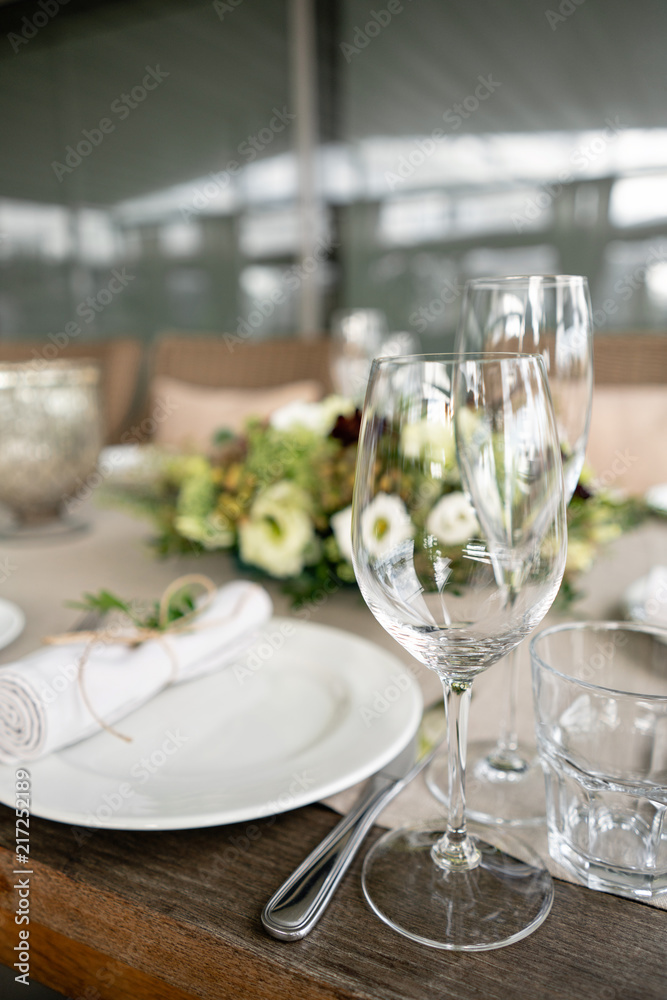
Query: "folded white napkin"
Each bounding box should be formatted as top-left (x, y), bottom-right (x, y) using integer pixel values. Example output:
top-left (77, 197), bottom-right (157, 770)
top-left (0, 581), bottom-right (272, 764)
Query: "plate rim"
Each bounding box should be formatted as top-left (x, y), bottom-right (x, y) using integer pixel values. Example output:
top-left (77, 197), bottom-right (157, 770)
top-left (0, 598), bottom-right (25, 651)
top-left (0, 616), bottom-right (422, 830)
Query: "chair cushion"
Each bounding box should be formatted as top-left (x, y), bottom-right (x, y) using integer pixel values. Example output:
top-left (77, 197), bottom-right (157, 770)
top-left (585, 384), bottom-right (667, 494)
top-left (150, 375), bottom-right (323, 449)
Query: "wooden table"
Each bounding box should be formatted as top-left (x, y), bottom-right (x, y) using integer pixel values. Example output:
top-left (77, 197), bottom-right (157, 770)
top-left (1, 800), bottom-right (666, 1000)
top-left (1, 506), bottom-right (666, 999)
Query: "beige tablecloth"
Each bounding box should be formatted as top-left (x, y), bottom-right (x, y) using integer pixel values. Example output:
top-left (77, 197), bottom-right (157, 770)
top-left (1, 503), bottom-right (666, 907)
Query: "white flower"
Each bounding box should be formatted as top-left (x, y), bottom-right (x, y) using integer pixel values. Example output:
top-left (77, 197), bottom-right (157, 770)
top-left (331, 505), bottom-right (353, 562)
top-left (426, 492), bottom-right (479, 546)
top-left (270, 395), bottom-right (355, 436)
top-left (319, 395), bottom-right (356, 429)
top-left (174, 513), bottom-right (234, 550)
top-left (239, 482), bottom-right (315, 578)
top-left (360, 493), bottom-right (414, 560)
top-left (565, 538), bottom-right (595, 575)
top-left (400, 419), bottom-right (455, 465)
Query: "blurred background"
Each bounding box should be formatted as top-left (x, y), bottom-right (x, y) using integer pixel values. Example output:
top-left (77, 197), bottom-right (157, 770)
top-left (0, 0), bottom-right (666, 350)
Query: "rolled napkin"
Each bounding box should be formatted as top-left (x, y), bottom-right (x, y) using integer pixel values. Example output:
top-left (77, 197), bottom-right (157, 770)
top-left (0, 580), bottom-right (272, 764)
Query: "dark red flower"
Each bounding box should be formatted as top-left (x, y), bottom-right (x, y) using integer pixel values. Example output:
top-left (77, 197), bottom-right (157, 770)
top-left (330, 409), bottom-right (362, 446)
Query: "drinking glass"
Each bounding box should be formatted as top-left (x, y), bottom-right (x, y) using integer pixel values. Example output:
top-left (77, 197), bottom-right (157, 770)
top-left (352, 353), bottom-right (567, 950)
top-left (531, 621), bottom-right (667, 900)
top-left (427, 276), bottom-right (593, 824)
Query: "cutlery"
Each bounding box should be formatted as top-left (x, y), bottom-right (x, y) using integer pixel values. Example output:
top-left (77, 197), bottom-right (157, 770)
top-left (261, 699), bottom-right (445, 940)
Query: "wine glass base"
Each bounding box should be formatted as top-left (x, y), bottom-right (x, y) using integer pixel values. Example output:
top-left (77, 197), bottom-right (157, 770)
top-left (426, 740), bottom-right (546, 826)
top-left (362, 820), bottom-right (553, 951)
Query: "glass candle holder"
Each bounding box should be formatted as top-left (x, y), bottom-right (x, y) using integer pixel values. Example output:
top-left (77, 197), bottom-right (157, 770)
top-left (0, 359), bottom-right (103, 533)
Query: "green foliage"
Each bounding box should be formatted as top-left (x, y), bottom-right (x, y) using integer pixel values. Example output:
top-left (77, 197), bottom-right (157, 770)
top-left (69, 586), bottom-right (197, 630)
top-left (100, 403), bottom-right (653, 609)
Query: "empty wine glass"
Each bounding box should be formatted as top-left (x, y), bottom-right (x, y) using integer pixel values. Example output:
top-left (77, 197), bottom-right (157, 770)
top-left (427, 276), bottom-right (593, 825)
top-left (330, 308), bottom-right (388, 401)
top-left (352, 353), bottom-right (566, 950)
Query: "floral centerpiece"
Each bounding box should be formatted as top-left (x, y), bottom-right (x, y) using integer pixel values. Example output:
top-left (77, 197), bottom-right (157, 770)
top-left (108, 395), bottom-right (649, 606)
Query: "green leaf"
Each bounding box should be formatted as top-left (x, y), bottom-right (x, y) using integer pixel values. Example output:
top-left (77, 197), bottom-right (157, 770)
top-left (67, 585), bottom-right (200, 631)
top-left (67, 590), bottom-right (132, 617)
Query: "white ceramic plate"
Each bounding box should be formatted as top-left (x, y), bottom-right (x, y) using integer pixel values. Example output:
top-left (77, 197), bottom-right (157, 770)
top-left (0, 598), bottom-right (24, 651)
top-left (0, 618), bottom-right (422, 830)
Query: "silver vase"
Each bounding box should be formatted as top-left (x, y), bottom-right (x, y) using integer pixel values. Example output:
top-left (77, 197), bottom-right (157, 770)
top-left (0, 359), bottom-right (103, 528)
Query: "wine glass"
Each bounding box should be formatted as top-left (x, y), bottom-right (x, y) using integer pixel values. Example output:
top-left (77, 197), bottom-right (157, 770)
top-left (330, 308), bottom-right (388, 401)
top-left (427, 275), bottom-right (593, 825)
top-left (352, 353), bottom-right (566, 950)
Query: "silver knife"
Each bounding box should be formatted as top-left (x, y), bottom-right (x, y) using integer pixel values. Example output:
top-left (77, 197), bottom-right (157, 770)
top-left (261, 699), bottom-right (445, 941)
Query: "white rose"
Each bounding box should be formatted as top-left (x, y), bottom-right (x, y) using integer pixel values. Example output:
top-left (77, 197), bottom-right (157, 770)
top-left (360, 493), bottom-right (414, 560)
top-left (331, 505), bottom-right (353, 562)
top-left (270, 395), bottom-right (355, 436)
top-left (426, 492), bottom-right (479, 546)
top-left (239, 482), bottom-right (314, 578)
top-left (400, 419), bottom-right (455, 465)
top-left (565, 538), bottom-right (595, 576)
top-left (174, 513), bottom-right (234, 550)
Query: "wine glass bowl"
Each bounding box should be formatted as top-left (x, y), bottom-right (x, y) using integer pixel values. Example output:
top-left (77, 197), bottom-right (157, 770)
top-left (426, 276), bottom-right (593, 825)
top-left (457, 275), bottom-right (593, 503)
top-left (352, 353), bottom-right (566, 950)
top-left (329, 308), bottom-right (388, 401)
top-left (354, 356), bottom-right (565, 678)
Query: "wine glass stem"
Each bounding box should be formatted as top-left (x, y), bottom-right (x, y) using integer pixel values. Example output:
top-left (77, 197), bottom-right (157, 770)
top-left (486, 648), bottom-right (530, 773)
top-left (431, 677), bottom-right (481, 872)
top-left (498, 646), bottom-right (520, 752)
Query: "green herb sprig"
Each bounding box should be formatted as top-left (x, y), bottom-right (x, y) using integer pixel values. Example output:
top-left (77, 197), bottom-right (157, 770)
top-left (68, 586), bottom-right (197, 630)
